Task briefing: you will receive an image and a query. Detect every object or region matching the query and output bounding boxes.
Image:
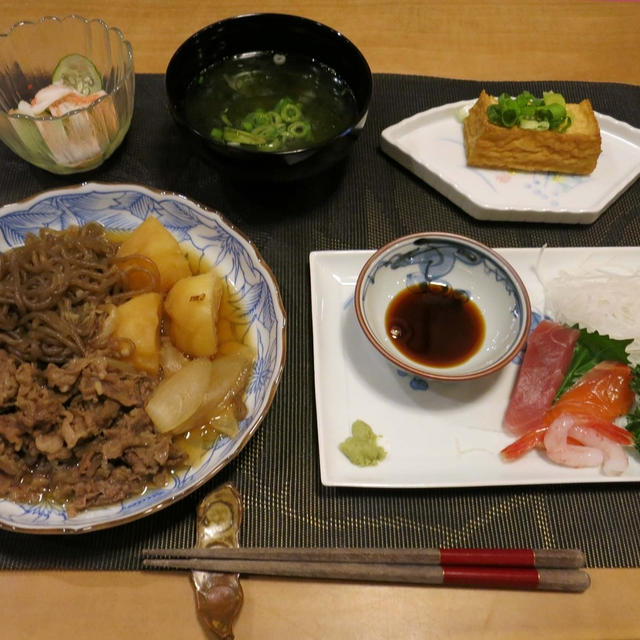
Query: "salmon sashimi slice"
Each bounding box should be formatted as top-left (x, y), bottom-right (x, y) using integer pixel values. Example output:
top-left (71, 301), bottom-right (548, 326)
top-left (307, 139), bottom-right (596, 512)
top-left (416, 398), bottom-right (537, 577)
top-left (503, 320), bottom-right (580, 436)
top-left (543, 360), bottom-right (635, 426)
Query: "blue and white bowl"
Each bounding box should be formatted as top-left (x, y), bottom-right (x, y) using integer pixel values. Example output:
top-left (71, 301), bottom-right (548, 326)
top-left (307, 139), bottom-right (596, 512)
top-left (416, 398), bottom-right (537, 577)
top-left (0, 183), bottom-right (286, 533)
top-left (354, 232), bottom-right (531, 382)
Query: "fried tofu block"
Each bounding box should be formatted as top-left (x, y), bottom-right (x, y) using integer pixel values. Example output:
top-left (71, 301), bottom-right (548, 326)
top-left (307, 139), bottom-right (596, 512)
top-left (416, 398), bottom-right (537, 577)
top-left (463, 90), bottom-right (602, 175)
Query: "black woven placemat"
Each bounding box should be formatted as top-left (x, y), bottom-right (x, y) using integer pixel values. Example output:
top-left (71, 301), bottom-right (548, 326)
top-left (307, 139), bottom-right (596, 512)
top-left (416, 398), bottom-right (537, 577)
top-left (1, 74), bottom-right (639, 570)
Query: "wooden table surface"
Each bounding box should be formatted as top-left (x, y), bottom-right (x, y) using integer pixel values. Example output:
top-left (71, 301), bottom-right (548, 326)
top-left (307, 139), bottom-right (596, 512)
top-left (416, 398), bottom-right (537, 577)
top-left (2, 2), bottom-right (640, 638)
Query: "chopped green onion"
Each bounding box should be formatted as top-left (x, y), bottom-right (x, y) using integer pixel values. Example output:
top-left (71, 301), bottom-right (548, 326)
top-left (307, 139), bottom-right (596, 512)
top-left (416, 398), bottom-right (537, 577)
top-left (210, 96), bottom-right (313, 151)
top-left (519, 119), bottom-right (550, 131)
top-left (487, 104), bottom-right (502, 126)
top-left (543, 91), bottom-right (566, 107)
top-left (500, 108), bottom-right (519, 127)
top-left (222, 128), bottom-right (266, 145)
top-left (486, 90), bottom-right (571, 132)
top-left (557, 116), bottom-right (572, 133)
top-left (287, 121), bottom-right (311, 138)
top-left (250, 109), bottom-right (270, 126)
top-left (266, 111), bottom-right (283, 125)
top-left (281, 102), bottom-right (302, 122)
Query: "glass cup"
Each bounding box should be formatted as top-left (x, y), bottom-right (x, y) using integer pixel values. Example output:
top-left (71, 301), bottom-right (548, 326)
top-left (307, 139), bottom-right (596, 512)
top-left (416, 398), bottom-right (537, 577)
top-left (0, 15), bottom-right (134, 174)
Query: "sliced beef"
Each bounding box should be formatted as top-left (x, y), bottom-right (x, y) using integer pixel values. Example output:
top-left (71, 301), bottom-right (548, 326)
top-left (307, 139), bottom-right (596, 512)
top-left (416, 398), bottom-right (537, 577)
top-left (0, 347), bottom-right (187, 514)
top-left (0, 350), bottom-right (18, 406)
top-left (15, 362), bottom-right (66, 428)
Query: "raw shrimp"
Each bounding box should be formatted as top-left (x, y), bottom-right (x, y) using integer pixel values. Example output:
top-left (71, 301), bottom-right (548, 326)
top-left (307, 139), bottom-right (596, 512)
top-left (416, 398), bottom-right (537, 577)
top-left (568, 421), bottom-right (629, 476)
top-left (501, 415), bottom-right (633, 461)
top-left (543, 414), bottom-right (604, 468)
top-left (501, 359), bottom-right (635, 472)
top-left (544, 414), bottom-right (629, 475)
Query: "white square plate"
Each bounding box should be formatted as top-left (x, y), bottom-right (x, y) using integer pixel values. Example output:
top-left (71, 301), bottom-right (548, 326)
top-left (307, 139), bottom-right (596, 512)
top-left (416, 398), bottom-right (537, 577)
top-left (380, 101), bottom-right (640, 224)
top-left (310, 248), bottom-right (640, 488)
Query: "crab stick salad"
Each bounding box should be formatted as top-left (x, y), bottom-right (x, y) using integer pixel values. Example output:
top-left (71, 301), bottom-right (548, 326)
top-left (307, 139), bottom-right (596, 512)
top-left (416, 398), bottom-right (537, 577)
top-left (15, 81), bottom-right (106, 118)
top-left (14, 53), bottom-right (106, 117)
top-left (501, 261), bottom-right (640, 476)
top-left (9, 54), bottom-right (119, 168)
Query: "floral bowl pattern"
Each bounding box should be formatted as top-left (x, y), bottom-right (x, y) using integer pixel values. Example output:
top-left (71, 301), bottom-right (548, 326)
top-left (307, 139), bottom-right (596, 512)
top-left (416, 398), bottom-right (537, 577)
top-left (354, 232), bottom-right (531, 382)
top-left (0, 183), bottom-right (286, 533)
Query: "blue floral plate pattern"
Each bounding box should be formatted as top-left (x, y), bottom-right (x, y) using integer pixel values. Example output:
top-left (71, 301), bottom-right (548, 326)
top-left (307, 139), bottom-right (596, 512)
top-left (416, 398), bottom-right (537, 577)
top-left (0, 183), bottom-right (286, 533)
top-left (355, 233), bottom-right (530, 382)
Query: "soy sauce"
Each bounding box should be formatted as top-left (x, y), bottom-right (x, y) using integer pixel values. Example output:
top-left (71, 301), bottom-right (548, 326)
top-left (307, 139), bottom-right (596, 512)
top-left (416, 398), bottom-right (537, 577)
top-left (385, 282), bottom-right (485, 367)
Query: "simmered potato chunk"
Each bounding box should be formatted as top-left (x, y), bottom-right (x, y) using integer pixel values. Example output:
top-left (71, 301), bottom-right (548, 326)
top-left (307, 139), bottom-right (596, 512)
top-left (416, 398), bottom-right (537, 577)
top-left (117, 216), bottom-right (191, 292)
top-left (164, 271), bottom-right (223, 357)
top-left (112, 292), bottom-right (163, 375)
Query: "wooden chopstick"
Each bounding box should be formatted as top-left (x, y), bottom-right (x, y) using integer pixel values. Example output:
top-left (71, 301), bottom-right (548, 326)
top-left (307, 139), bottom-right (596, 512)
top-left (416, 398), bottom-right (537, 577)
top-left (142, 546), bottom-right (585, 569)
top-left (141, 548), bottom-right (590, 592)
top-left (142, 556), bottom-right (589, 592)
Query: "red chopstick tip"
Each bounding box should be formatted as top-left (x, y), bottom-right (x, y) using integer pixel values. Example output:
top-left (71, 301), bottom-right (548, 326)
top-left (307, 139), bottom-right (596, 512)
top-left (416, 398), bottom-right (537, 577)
top-left (439, 548), bottom-right (535, 567)
top-left (438, 548), bottom-right (586, 569)
top-left (442, 566), bottom-right (539, 590)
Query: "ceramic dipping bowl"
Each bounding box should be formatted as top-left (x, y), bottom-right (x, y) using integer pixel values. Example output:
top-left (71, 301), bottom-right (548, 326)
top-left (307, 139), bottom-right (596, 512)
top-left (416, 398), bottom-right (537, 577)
top-left (354, 232), bottom-right (531, 382)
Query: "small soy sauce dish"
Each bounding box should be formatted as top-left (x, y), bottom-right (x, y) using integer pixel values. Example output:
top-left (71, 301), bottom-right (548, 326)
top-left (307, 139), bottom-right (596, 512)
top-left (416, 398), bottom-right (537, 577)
top-left (354, 232), bottom-right (532, 383)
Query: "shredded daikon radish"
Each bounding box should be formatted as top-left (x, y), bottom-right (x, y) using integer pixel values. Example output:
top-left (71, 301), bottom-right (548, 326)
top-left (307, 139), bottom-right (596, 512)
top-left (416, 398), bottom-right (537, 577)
top-left (536, 248), bottom-right (640, 365)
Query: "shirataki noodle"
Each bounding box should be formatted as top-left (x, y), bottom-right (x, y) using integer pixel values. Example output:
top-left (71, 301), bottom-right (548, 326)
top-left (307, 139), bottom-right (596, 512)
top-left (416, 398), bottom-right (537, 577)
top-left (0, 223), bottom-right (183, 515)
top-left (0, 223), bottom-right (157, 363)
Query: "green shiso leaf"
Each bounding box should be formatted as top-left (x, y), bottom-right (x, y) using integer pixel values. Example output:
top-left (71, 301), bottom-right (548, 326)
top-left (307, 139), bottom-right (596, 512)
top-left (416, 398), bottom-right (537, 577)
top-left (627, 366), bottom-right (640, 455)
top-left (553, 330), bottom-right (639, 455)
top-left (554, 327), bottom-right (632, 399)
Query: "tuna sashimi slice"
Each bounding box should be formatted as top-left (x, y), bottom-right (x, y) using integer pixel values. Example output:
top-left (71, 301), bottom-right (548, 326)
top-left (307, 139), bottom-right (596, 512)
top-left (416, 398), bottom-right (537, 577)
top-left (503, 320), bottom-right (579, 435)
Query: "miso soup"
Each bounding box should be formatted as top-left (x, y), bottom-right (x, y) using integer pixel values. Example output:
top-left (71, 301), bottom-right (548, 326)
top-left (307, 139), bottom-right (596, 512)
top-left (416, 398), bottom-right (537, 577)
top-left (184, 52), bottom-right (358, 152)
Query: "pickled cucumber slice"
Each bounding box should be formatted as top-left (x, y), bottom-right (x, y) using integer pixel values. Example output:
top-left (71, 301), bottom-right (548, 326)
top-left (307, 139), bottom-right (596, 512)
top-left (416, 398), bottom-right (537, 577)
top-left (52, 54), bottom-right (102, 95)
